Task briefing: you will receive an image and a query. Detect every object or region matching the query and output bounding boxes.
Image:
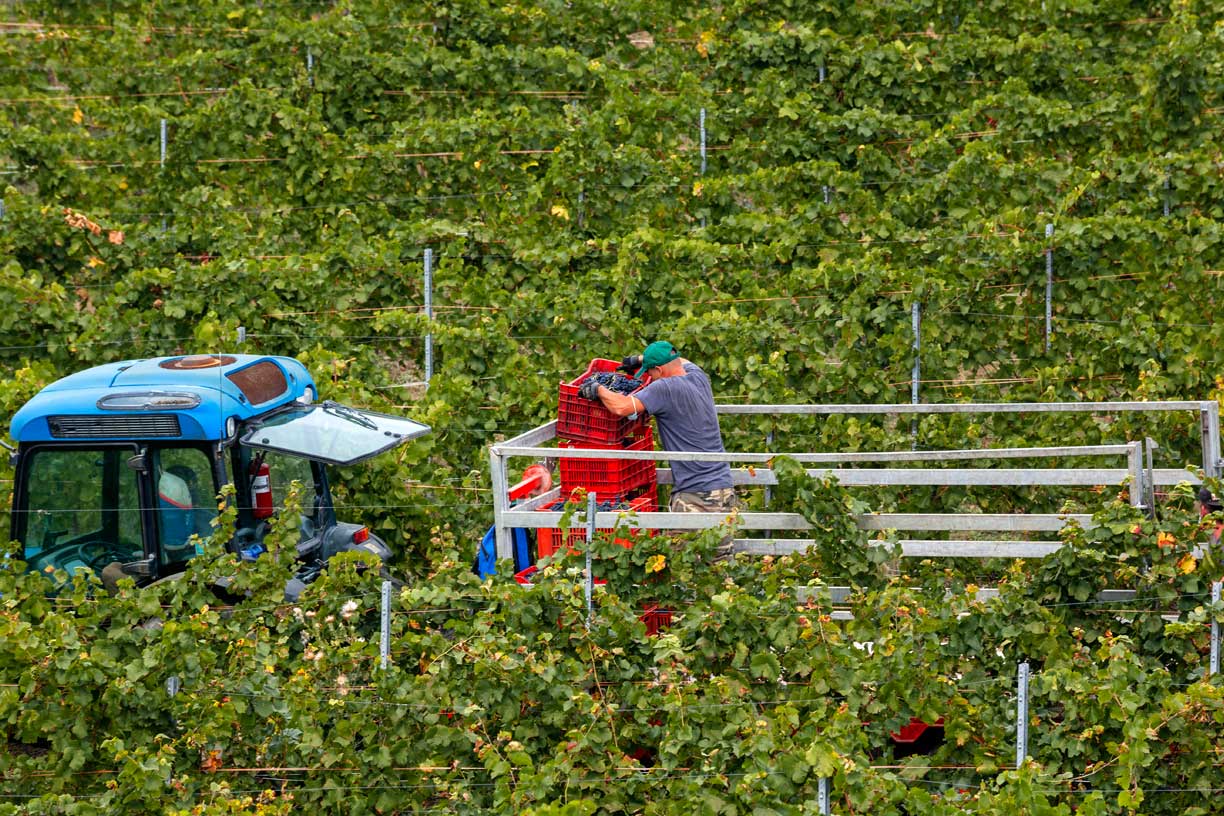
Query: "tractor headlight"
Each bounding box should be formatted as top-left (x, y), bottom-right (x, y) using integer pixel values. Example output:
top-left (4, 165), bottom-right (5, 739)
top-left (97, 391), bottom-right (202, 411)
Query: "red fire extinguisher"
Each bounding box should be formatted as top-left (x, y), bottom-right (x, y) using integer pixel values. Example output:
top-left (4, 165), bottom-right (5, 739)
top-left (249, 456), bottom-right (274, 519)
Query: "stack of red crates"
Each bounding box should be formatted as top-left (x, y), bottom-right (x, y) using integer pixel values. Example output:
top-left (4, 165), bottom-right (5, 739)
top-left (542, 358), bottom-right (668, 634)
top-left (543, 359), bottom-right (658, 556)
top-left (557, 426), bottom-right (656, 502)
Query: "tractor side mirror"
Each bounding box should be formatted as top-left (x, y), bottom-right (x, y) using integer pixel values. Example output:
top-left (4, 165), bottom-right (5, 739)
top-left (126, 452), bottom-right (149, 473)
top-left (120, 556), bottom-right (156, 578)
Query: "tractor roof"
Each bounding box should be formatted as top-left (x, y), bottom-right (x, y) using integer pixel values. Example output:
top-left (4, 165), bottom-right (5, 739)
top-left (10, 354), bottom-right (317, 444)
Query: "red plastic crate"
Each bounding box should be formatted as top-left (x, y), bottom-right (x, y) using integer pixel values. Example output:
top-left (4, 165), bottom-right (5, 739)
top-left (557, 358), bottom-right (651, 445)
top-left (537, 491), bottom-right (657, 559)
top-left (890, 717), bottom-right (945, 744)
top-left (559, 426), bottom-right (656, 500)
top-left (639, 603), bottom-right (672, 636)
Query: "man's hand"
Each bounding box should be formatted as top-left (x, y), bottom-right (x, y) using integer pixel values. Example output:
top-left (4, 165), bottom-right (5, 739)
top-left (577, 379), bottom-right (602, 401)
top-left (615, 354), bottom-right (643, 374)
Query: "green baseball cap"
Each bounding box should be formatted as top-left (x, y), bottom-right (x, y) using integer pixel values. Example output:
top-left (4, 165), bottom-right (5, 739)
top-left (635, 341), bottom-right (681, 378)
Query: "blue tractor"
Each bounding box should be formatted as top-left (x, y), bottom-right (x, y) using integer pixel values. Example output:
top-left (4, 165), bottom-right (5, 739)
top-left (6, 354), bottom-right (430, 597)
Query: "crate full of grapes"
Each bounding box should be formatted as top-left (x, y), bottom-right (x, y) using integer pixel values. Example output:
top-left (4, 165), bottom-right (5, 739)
top-left (557, 358), bottom-right (651, 444)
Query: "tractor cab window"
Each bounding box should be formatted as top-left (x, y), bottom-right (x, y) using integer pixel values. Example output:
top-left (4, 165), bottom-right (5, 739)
top-left (240, 401), bottom-right (430, 466)
top-left (254, 449), bottom-right (323, 520)
top-left (232, 447), bottom-right (330, 560)
top-left (17, 447), bottom-right (144, 580)
top-left (153, 447), bottom-right (218, 567)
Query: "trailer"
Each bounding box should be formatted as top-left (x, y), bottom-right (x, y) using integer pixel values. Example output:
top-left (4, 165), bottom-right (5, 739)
top-left (488, 401), bottom-right (1220, 565)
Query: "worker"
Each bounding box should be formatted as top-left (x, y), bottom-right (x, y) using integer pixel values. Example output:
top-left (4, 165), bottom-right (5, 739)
top-left (578, 340), bottom-right (738, 560)
top-left (100, 464), bottom-right (203, 593)
top-left (159, 463), bottom-right (215, 558)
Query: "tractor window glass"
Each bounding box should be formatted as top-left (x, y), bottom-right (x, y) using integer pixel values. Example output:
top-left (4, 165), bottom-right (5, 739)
top-left (19, 448), bottom-right (144, 579)
top-left (255, 450), bottom-right (323, 522)
top-left (154, 447), bottom-right (218, 567)
top-left (240, 402), bottom-right (430, 466)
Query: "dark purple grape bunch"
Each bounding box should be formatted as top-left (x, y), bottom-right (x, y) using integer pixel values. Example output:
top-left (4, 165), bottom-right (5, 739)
top-left (589, 371), bottom-right (642, 395)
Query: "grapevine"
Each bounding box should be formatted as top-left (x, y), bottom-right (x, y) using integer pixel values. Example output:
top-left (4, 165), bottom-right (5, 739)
top-left (0, 0), bottom-right (1223, 813)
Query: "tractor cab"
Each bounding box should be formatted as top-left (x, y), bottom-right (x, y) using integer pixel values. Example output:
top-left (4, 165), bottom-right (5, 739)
top-left (7, 354), bottom-right (429, 595)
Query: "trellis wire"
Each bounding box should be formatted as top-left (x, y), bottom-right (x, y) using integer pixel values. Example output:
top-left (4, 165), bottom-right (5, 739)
top-left (30, 573), bottom-right (1217, 617)
top-left (204, 664), bottom-right (1206, 716)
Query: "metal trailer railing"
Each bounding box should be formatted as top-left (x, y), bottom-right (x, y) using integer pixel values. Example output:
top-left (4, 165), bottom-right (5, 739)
top-left (488, 401), bottom-right (1222, 562)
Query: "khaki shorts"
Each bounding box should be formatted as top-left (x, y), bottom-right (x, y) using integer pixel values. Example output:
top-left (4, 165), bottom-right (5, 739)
top-left (670, 488), bottom-right (739, 562)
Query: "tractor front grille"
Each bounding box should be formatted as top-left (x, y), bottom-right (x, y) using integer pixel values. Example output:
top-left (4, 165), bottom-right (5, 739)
top-left (47, 414), bottom-right (182, 439)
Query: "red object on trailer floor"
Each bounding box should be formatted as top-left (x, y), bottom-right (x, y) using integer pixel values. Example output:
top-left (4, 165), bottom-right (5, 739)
top-left (508, 463), bottom-right (553, 502)
top-left (556, 358), bottom-right (651, 445)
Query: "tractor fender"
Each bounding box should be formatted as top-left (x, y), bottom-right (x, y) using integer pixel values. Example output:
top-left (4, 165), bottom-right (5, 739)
top-left (323, 522), bottom-right (391, 563)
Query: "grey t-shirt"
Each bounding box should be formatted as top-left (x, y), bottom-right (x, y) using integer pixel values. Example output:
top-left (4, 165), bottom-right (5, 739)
top-left (636, 361), bottom-right (732, 494)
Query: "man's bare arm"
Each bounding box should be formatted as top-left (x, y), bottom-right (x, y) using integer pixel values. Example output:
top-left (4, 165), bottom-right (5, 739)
top-left (597, 386), bottom-right (642, 418)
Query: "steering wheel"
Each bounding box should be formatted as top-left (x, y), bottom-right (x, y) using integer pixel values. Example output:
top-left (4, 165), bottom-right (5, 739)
top-left (32, 540), bottom-right (142, 575)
